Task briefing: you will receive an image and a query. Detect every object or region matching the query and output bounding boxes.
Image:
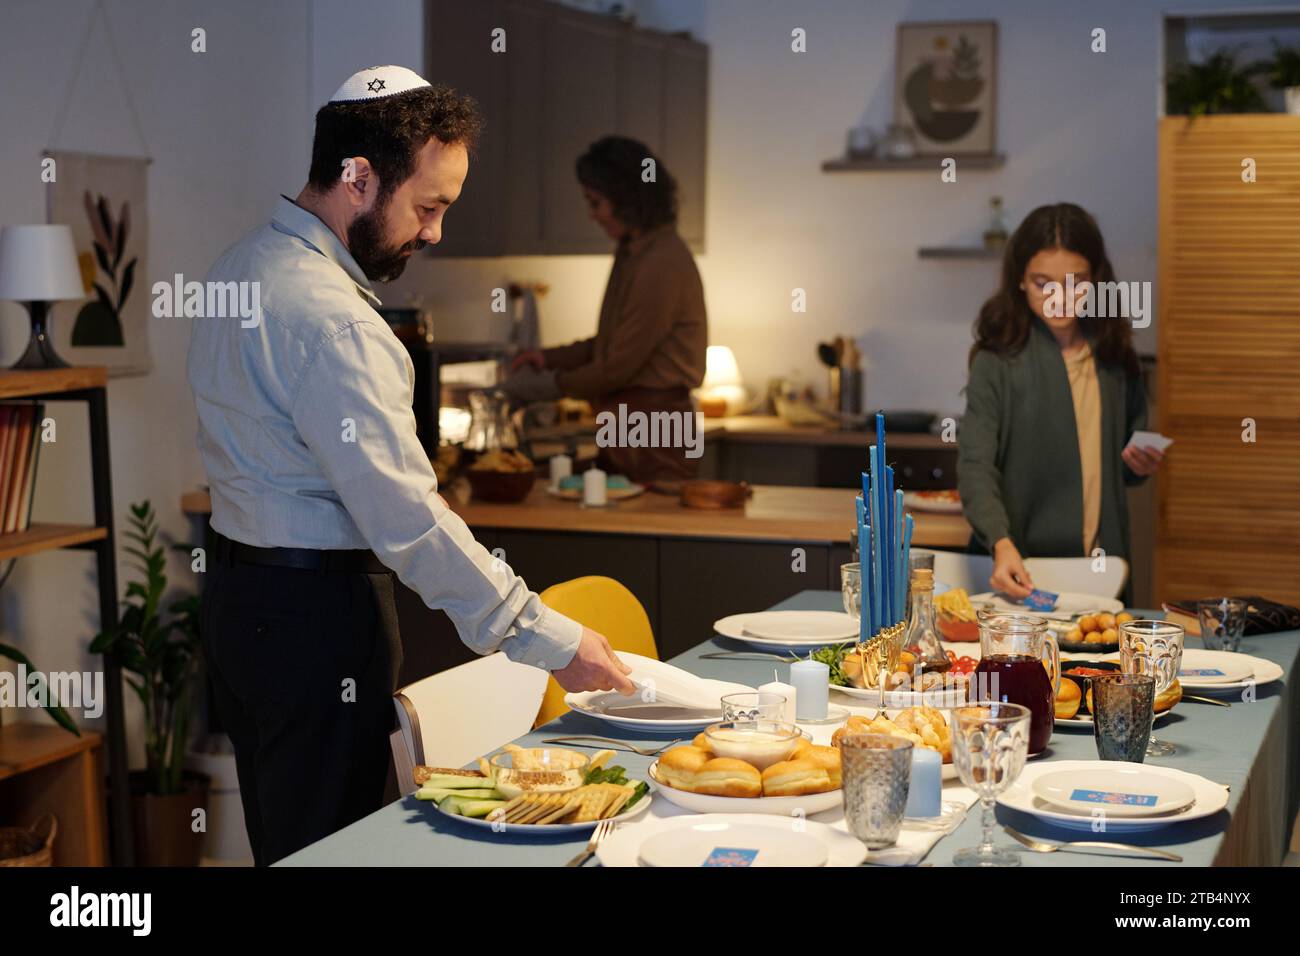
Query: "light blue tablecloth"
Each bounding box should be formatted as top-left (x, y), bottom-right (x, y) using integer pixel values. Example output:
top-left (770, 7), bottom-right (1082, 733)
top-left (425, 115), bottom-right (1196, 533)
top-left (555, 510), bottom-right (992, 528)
top-left (278, 591), bottom-right (1299, 867)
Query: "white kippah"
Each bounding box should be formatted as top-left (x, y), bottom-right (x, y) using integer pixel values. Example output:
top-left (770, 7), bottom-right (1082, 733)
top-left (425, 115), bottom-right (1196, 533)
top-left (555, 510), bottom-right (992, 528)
top-left (329, 65), bottom-right (431, 103)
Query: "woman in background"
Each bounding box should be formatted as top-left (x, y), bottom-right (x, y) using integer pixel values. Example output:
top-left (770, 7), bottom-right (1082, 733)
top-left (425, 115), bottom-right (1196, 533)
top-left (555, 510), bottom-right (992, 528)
top-left (957, 203), bottom-right (1164, 598)
top-left (509, 136), bottom-right (707, 483)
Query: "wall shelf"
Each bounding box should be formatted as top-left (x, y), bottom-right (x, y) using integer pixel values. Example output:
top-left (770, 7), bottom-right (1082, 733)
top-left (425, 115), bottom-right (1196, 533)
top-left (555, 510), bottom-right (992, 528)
top-left (822, 153), bottom-right (1006, 172)
top-left (918, 246), bottom-right (1002, 260)
top-left (0, 366), bottom-right (128, 864)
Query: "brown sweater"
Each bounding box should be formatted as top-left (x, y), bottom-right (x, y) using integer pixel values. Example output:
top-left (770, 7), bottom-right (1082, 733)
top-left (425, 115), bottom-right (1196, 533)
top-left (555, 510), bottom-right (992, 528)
top-left (542, 224), bottom-right (707, 400)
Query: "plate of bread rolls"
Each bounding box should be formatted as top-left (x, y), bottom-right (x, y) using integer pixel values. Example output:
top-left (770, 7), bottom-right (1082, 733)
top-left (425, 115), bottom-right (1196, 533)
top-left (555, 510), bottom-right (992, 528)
top-left (649, 730), bottom-right (844, 815)
top-left (830, 707), bottom-right (959, 779)
top-left (1054, 661), bottom-right (1179, 726)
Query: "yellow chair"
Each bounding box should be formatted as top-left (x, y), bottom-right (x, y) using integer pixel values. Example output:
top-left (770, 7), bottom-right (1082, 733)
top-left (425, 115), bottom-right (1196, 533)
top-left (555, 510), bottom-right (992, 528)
top-left (534, 576), bottom-right (659, 727)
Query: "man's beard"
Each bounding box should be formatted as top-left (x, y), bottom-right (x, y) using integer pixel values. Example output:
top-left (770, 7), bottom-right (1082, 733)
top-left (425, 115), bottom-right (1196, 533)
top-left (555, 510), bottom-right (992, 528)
top-left (347, 196), bottom-right (427, 283)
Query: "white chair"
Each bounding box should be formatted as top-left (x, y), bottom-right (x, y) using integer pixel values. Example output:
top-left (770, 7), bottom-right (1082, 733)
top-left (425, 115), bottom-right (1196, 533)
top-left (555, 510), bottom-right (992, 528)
top-left (914, 548), bottom-right (1128, 600)
top-left (390, 653), bottom-right (548, 797)
top-left (912, 549), bottom-right (993, 593)
top-left (1024, 556), bottom-right (1128, 600)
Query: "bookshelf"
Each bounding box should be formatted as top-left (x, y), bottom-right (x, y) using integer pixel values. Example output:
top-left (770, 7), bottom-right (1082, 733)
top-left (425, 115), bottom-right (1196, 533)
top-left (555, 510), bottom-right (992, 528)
top-left (0, 366), bottom-right (130, 864)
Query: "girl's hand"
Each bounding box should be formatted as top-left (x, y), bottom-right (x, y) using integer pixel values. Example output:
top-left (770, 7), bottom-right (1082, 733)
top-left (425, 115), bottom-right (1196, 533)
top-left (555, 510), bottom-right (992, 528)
top-left (510, 349), bottom-right (545, 373)
top-left (990, 538), bottom-right (1035, 600)
top-left (1122, 444), bottom-right (1164, 477)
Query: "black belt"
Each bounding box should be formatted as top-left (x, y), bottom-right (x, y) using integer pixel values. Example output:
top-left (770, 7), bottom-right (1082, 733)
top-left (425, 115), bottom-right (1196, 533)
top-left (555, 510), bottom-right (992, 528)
top-left (213, 532), bottom-right (389, 573)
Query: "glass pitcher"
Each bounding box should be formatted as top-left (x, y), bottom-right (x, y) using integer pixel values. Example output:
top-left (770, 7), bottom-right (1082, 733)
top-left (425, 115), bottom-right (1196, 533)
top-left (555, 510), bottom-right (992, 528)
top-left (973, 610), bottom-right (1059, 756)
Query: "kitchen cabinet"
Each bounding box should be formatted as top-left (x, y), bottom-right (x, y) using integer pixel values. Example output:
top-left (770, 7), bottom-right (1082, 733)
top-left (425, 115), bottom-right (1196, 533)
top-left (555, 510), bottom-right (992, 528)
top-left (424, 0), bottom-right (708, 256)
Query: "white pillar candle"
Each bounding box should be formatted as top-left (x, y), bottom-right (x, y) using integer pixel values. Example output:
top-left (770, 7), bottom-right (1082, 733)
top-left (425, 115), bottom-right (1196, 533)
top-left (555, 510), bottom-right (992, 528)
top-left (757, 678), bottom-right (797, 724)
top-left (549, 453), bottom-right (572, 488)
top-left (789, 659), bottom-right (829, 721)
top-left (582, 467), bottom-right (607, 506)
top-left (904, 747), bottom-right (942, 818)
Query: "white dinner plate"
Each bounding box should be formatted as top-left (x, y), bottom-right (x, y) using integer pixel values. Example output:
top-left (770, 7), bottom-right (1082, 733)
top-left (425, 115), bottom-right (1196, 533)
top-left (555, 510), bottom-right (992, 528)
top-left (565, 687), bottom-right (747, 732)
top-left (545, 482), bottom-right (645, 501)
top-left (1031, 767), bottom-right (1197, 818)
top-left (430, 789), bottom-right (652, 835)
top-left (970, 591), bottom-right (1123, 617)
top-left (1100, 649), bottom-right (1283, 693)
top-left (638, 821), bottom-right (829, 867)
top-left (597, 813), bottom-right (869, 868)
top-left (1174, 649), bottom-right (1258, 687)
top-left (997, 760), bottom-right (1228, 833)
top-left (1055, 708), bottom-right (1172, 729)
top-left (647, 761), bottom-right (843, 815)
top-left (830, 682), bottom-right (969, 710)
top-left (723, 610), bottom-right (861, 644)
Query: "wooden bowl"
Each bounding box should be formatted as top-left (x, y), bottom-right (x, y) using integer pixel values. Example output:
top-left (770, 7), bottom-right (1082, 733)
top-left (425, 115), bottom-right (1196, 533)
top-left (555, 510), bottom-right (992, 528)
top-left (466, 468), bottom-right (536, 503)
top-left (680, 480), bottom-right (751, 510)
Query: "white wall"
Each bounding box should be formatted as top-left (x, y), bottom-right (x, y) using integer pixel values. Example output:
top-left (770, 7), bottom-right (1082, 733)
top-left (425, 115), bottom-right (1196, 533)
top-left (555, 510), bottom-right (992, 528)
top-left (0, 0), bottom-right (310, 753)
top-left (394, 0), bottom-right (1298, 418)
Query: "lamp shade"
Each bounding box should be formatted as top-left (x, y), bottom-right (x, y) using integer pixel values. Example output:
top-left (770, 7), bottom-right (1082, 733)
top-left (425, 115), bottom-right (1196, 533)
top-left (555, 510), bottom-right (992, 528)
top-left (702, 345), bottom-right (742, 389)
top-left (0, 225), bottom-right (86, 302)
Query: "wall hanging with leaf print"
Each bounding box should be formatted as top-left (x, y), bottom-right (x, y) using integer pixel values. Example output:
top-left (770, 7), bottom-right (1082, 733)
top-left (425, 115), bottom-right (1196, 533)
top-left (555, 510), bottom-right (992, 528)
top-left (44, 150), bottom-right (153, 376)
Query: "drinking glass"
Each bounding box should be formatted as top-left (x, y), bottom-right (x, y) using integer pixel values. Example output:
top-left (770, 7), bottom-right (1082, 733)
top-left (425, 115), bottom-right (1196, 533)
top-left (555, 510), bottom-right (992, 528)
top-left (840, 562), bottom-right (861, 620)
top-left (1197, 598), bottom-right (1247, 652)
top-left (950, 701), bottom-right (1032, 867)
top-left (1118, 620), bottom-right (1184, 757)
top-left (1091, 673), bottom-right (1155, 762)
top-left (720, 692), bottom-right (786, 722)
top-left (839, 734), bottom-right (913, 848)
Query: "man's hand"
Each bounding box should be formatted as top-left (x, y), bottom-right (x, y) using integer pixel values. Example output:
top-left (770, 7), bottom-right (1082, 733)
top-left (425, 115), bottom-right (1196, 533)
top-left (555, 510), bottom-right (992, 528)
top-left (990, 537), bottom-right (1034, 600)
top-left (1121, 444), bottom-right (1164, 477)
top-left (551, 627), bottom-right (635, 695)
top-left (510, 350), bottom-right (545, 373)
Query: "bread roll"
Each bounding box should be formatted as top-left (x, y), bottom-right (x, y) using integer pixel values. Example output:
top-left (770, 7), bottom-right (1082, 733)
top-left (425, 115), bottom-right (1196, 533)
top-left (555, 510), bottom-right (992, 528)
top-left (691, 732), bottom-right (712, 752)
top-left (761, 759), bottom-right (834, 797)
top-left (1055, 678), bottom-right (1081, 719)
top-left (787, 737), bottom-right (813, 760)
top-left (799, 744), bottom-right (842, 788)
top-left (656, 745), bottom-right (711, 790)
top-left (693, 757), bottom-right (762, 797)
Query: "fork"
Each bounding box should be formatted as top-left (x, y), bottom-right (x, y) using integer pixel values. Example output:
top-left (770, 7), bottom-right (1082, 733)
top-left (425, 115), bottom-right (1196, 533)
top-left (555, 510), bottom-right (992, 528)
top-left (564, 818), bottom-right (618, 867)
top-left (542, 735), bottom-right (684, 756)
top-left (1004, 825), bottom-right (1182, 862)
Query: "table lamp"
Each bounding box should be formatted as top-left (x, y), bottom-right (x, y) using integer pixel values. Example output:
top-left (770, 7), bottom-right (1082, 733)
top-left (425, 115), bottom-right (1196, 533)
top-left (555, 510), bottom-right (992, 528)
top-left (698, 344), bottom-right (746, 417)
top-left (0, 224), bottom-right (86, 369)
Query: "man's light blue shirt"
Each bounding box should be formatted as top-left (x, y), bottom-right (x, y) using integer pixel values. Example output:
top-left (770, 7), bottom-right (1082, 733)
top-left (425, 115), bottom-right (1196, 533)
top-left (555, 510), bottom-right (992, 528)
top-left (186, 196), bottom-right (582, 670)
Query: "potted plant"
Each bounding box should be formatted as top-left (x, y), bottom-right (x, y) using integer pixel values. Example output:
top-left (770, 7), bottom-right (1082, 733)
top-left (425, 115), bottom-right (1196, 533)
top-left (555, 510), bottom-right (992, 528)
top-left (1258, 41), bottom-right (1300, 115)
top-left (91, 501), bottom-right (208, 866)
top-left (1166, 49), bottom-right (1266, 118)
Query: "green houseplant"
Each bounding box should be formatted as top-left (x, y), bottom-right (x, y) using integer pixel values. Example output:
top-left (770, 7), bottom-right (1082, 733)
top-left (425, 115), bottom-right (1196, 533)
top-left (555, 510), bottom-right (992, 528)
top-left (1257, 41), bottom-right (1300, 114)
top-left (90, 500), bottom-right (208, 865)
top-left (1166, 50), bottom-right (1267, 118)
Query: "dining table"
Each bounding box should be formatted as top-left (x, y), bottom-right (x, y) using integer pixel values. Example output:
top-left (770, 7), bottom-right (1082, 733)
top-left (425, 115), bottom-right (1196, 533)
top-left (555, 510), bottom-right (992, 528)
top-left (277, 590), bottom-right (1300, 867)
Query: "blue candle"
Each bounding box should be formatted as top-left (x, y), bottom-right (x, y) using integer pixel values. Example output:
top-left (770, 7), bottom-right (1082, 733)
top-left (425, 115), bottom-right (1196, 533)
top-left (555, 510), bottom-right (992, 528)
top-left (893, 488), bottom-right (905, 622)
top-left (905, 747), bottom-right (942, 818)
top-left (867, 447), bottom-right (883, 634)
top-left (900, 511), bottom-right (914, 620)
top-left (884, 464), bottom-right (895, 625)
top-left (855, 489), bottom-right (871, 638)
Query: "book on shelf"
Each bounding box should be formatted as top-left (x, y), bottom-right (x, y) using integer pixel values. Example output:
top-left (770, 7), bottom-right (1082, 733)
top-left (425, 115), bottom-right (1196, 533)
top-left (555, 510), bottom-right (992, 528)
top-left (0, 402), bottom-right (44, 535)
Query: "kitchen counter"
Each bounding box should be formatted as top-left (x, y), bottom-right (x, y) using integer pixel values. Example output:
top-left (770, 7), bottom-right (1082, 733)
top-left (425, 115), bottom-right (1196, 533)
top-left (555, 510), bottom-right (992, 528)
top-left (441, 482), bottom-right (969, 546)
top-left (181, 483), bottom-right (970, 548)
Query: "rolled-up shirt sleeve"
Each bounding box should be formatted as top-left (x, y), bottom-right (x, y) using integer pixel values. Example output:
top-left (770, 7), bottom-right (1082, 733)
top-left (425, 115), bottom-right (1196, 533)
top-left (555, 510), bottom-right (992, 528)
top-left (289, 319), bottom-right (583, 671)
